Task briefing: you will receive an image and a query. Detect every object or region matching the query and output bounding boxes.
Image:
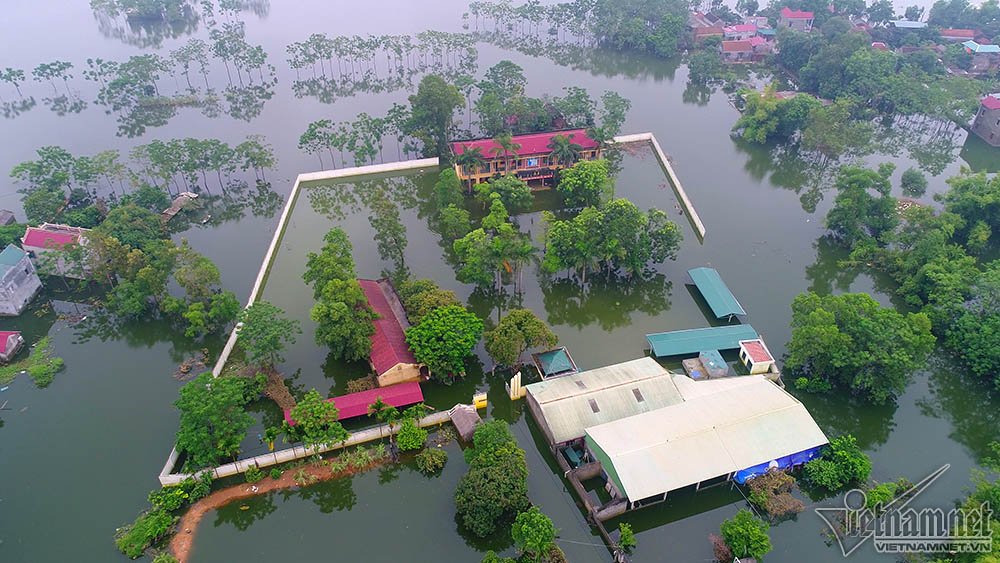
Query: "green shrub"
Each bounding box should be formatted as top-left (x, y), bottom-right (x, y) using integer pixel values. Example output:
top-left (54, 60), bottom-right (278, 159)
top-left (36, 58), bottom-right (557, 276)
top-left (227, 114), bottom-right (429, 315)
top-left (720, 509), bottom-right (772, 560)
top-left (455, 422), bottom-right (529, 537)
top-left (152, 553), bottom-right (179, 563)
top-left (245, 464), bottom-right (264, 483)
top-left (865, 482), bottom-right (898, 511)
top-left (148, 487), bottom-right (188, 512)
top-left (618, 522), bottom-right (637, 552)
top-left (416, 447), bottom-right (449, 474)
top-left (115, 509), bottom-right (176, 559)
top-left (804, 435), bottom-right (872, 492)
top-left (397, 418), bottom-right (428, 451)
top-left (269, 467), bottom-right (282, 480)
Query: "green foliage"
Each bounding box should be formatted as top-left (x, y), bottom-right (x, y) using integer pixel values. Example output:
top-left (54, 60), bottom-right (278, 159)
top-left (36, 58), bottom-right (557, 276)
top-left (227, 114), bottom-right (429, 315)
top-left (801, 99), bottom-right (872, 162)
top-left (556, 159), bottom-right (611, 208)
top-left (476, 175), bottom-right (533, 213)
top-left (512, 507), bottom-right (557, 560)
top-left (453, 195), bottom-right (535, 290)
top-left (826, 166), bottom-right (898, 247)
top-left (803, 435), bottom-right (872, 492)
top-left (945, 263), bottom-right (1000, 387)
top-left (455, 420), bottom-right (530, 537)
top-left (269, 467), bottom-right (282, 480)
top-left (310, 278), bottom-right (376, 362)
top-left (734, 88), bottom-right (822, 143)
top-left (786, 292), bottom-right (935, 404)
top-left (405, 74), bottom-right (464, 158)
top-left (397, 418), bottom-right (428, 451)
top-left (415, 447), bottom-right (448, 474)
top-left (95, 204), bottom-right (164, 250)
top-left (114, 509), bottom-right (176, 559)
top-left (438, 204), bottom-right (472, 241)
top-left (864, 481), bottom-right (898, 511)
top-left (303, 228), bottom-right (357, 298)
top-left (152, 553), bottom-right (179, 563)
top-left (237, 301), bottom-right (301, 368)
top-left (175, 372), bottom-right (259, 471)
top-left (286, 389), bottom-right (348, 449)
top-left (940, 173), bottom-right (1000, 252)
top-left (542, 198), bottom-right (682, 279)
top-left (746, 469), bottom-right (804, 519)
top-left (901, 168), bottom-right (928, 197)
top-left (588, 0), bottom-right (689, 56)
top-left (720, 509), bottom-right (772, 560)
top-left (618, 522), bottom-right (637, 552)
top-left (405, 305), bottom-right (483, 381)
top-left (481, 551), bottom-right (517, 563)
top-left (484, 308), bottom-right (558, 370)
top-left (22, 187), bottom-right (65, 224)
top-left (435, 168), bottom-right (464, 209)
top-left (0, 223), bottom-right (26, 248)
top-left (0, 336), bottom-right (65, 387)
top-left (244, 464), bottom-right (264, 483)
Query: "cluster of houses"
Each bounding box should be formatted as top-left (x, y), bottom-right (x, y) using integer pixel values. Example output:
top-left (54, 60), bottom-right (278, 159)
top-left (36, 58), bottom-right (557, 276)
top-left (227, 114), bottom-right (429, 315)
top-left (0, 220), bottom-right (91, 364)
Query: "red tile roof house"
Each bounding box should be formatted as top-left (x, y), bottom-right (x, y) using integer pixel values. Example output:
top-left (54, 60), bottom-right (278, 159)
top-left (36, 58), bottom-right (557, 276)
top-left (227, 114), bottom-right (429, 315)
top-left (939, 28), bottom-right (976, 42)
top-left (724, 23), bottom-right (758, 40)
top-left (0, 330), bottom-right (25, 363)
top-left (358, 278), bottom-right (425, 387)
top-left (283, 380), bottom-right (424, 425)
top-left (779, 7), bottom-right (815, 32)
top-left (721, 39), bottom-right (755, 63)
top-left (21, 223), bottom-right (91, 279)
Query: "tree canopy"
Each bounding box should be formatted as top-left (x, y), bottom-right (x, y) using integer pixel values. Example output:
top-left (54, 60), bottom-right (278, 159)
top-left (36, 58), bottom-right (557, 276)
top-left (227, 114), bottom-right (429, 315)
top-left (406, 74), bottom-right (464, 159)
top-left (175, 372), bottom-right (260, 471)
top-left (788, 292), bottom-right (935, 404)
top-left (237, 301), bottom-right (300, 368)
top-left (455, 420), bottom-right (530, 537)
top-left (484, 309), bottom-right (558, 371)
top-left (720, 509), bottom-right (772, 560)
top-left (286, 389), bottom-right (348, 450)
top-left (556, 158), bottom-right (610, 208)
top-left (405, 305), bottom-right (484, 381)
top-left (512, 507), bottom-right (557, 561)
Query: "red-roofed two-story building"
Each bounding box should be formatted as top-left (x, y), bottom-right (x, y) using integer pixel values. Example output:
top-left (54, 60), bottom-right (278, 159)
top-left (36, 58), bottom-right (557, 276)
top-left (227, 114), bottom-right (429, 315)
top-left (450, 129), bottom-right (602, 187)
top-left (21, 223), bottom-right (91, 279)
top-left (940, 28), bottom-right (975, 42)
top-left (358, 278), bottom-right (425, 387)
top-left (779, 7), bottom-right (814, 32)
top-left (972, 94), bottom-right (1000, 147)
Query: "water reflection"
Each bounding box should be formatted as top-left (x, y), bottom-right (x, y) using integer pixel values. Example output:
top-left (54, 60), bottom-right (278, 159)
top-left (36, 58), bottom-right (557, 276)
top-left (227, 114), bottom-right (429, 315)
top-left (920, 358), bottom-right (1000, 463)
top-left (283, 475), bottom-right (358, 513)
top-left (91, 7), bottom-right (201, 50)
top-left (541, 273), bottom-right (672, 331)
top-left (43, 94), bottom-right (87, 116)
top-left (213, 493), bottom-right (278, 531)
top-left (1, 96), bottom-right (37, 119)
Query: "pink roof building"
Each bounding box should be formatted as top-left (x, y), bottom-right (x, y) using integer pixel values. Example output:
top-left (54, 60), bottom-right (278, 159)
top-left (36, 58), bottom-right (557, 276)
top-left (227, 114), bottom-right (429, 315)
top-left (22, 225), bottom-right (84, 250)
top-left (780, 7), bottom-right (814, 19)
top-left (779, 7), bottom-right (815, 32)
top-left (283, 381), bottom-right (424, 424)
top-left (358, 279), bottom-right (423, 386)
top-left (451, 129), bottom-right (599, 159)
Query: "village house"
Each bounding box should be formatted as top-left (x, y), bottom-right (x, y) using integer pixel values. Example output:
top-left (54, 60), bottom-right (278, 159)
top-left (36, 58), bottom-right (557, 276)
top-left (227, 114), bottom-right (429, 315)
top-left (0, 331), bottom-right (25, 363)
top-left (739, 339), bottom-right (777, 374)
top-left (723, 23), bottom-right (757, 41)
top-left (21, 223), bottom-right (91, 279)
top-left (357, 278), bottom-right (424, 387)
top-left (971, 94), bottom-right (1000, 147)
top-left (688, 11), bottom-right (724, 43)
top-left (0, 210), bottom-right (15, 226)
top-left (779, 7), bottom-right (814, 32)
top-left (721, 39), bottom-right (754, 62)
top-left (450, 129), bottom-right (602, 187)
top-left (963, 40), bottom-right (1000, 74)
top-left (0, 245), bottom-right (42, 317)
top-left (940, 28), bottom-right (976, 42)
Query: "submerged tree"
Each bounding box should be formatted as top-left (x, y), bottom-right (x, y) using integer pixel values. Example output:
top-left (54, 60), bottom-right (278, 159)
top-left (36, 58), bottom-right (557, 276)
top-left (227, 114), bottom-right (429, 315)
top-left (405, 74), bottom-right (464, 159)
top-left (238, 301), bottom-right (301, 369)
top-left (175, 372), bottom-right (260, 471)
top-left (484, 308), bottom-right (558, 372)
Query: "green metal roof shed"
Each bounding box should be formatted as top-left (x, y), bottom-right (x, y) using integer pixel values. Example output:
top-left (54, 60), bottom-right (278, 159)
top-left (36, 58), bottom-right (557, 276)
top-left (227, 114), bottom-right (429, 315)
top-left (532, 347), bottom-right (579, 379)
top-left (688, 267), bottom-right (746, 319)
top-left (646, 325), bottom-right (759, 357)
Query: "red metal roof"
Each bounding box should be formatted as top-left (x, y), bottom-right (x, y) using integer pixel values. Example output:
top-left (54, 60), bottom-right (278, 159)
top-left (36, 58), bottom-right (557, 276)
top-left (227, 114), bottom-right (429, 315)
top-left (22, 227), bottom-right (79, 249)
top-left (722, 40), bottom-right (753, 52)
top-left (358, 279), bottom-right (417, 376)
top-left (749, 36), bottom-right (768, 47)
top-left (725, 23), bottom-right (757, 33)
top-left (781, 7), bottom-right (814, 19)
top-left (283, 381), bottom-right (424, 424)
top-left (982, 95), bottom-right (1000, 110)
top-left (741, 339), bottom-right (774, 363)
top-left (0, 331), bottom-right (21, 355)
top-left (451, 129), bottom-right (599, 159)
top-left (695, 26), bottom-right (725, 36)
top-left (940, 28), bottom-right (975, 38)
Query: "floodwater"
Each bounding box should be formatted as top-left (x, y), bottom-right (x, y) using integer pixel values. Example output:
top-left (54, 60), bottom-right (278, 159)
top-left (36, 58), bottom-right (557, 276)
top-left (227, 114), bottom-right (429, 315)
top-left (0, 1), bottom-right (997, 562)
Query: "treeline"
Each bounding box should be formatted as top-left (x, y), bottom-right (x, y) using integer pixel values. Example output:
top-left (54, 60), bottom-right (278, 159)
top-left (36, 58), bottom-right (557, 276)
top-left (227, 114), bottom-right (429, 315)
top-left (10, 135), bottom-right (275, 225)
top-left (468, 0), bottom-right (691, 56)
top-left (287, 31), bottom-right (476, 79)
top-left (820, 165), bottom-right (1000, 390)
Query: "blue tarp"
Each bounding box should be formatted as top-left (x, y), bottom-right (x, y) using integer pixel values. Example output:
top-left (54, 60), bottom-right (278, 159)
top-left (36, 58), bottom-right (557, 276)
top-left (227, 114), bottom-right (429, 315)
top-left (733, 444), bottom-right (826, 484)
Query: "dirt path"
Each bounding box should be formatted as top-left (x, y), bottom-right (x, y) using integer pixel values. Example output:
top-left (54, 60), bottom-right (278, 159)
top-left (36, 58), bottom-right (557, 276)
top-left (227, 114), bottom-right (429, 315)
top-left (170, 459), bottom-right (383, 562)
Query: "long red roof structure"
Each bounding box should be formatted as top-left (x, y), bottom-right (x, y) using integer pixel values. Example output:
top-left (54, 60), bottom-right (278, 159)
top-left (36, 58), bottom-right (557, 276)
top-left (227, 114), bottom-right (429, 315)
top-left (780, 7), bottom-right (814, 18)
top-left (722, 40), bottom-right (753, 52)
top-left (358, 279), bottom-right (417, 376)
top-left (451, 129), bottom-right (599, 158)
top-left (940, 28), bottom-right (975, 39)
top-left (22, 227), bottom-right (80, 249)
top-left (283, 381), bottom-right (424, 424)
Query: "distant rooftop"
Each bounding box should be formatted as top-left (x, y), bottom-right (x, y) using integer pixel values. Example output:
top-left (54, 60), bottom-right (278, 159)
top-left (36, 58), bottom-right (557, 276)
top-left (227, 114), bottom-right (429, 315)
top-left (0, 244), bottom-right (27, 276)
top-left (780, 7), bottom-right (814, 19)
top-left (451, 129), bottom-right (598, 159)
top-left (964, 40), bottom-right (1000, 54)
top-left (892, 20), bottom-right (927, 29)
top-left (940, 28), bottom-right (975, 38)
top-left (722, 40), bottom-right (753, 52)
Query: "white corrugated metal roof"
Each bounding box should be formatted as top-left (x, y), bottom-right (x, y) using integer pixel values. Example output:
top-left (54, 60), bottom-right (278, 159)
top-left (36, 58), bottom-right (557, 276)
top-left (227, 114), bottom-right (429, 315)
top-left (525, 357), bottom-right (684, 444)
top-left (586, 375), bottom-right (828, 501)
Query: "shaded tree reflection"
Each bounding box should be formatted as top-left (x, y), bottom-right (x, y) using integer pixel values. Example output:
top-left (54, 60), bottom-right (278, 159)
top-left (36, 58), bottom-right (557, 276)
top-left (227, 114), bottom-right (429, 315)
top-left (919, 358), bottom-right (1000, 464)
top-left (541, 273), bottom-right (671, 331)
top-left (213, 493), bottom-right (277, 531)
top-left (286, 475), bottom-right (358, 513)
top-left (1, 97), bottom-right (37, 119)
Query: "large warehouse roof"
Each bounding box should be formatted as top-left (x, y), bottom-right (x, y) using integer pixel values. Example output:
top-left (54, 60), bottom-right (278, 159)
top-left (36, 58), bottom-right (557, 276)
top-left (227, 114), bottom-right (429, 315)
top-left (525, 357), bottom-right (683, 445)
top-left (585, 375), bottom-right (828, 501)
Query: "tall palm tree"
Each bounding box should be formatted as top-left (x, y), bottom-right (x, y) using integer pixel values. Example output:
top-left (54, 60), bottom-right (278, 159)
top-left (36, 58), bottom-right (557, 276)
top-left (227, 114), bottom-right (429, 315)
top-left (455, 145), bottom-right (486, 192)
top-left (547, 133), bottom-right (583, 166)
top-left (490, 133), bottom-right (521, 175)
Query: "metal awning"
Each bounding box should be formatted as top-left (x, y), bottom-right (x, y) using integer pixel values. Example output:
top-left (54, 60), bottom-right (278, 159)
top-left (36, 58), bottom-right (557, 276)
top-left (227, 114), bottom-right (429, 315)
top-left (646, 325), bottom-right (759, 357)
top-left (688, 267), bottom-right (746, 319)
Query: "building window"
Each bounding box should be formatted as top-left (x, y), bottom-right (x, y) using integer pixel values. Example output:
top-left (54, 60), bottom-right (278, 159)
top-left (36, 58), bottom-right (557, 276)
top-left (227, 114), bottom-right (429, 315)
top-left (588, 399), bottom-right (600, 413)
top-left (632, 388), bottom-right (645, 403)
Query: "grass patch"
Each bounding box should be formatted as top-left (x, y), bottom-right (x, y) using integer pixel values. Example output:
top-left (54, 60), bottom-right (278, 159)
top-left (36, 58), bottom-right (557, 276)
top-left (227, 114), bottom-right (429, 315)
top-left (0, 337), bottom-right (64, 387)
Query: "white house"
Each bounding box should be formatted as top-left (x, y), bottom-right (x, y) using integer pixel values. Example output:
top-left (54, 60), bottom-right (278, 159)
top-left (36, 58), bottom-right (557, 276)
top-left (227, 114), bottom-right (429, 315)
top-left (22, 223), bottom-right (91, 279)
top-left (0, 244), bottom-right (42, 317)
top-left (739, 339), bottom-right (776, 374)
